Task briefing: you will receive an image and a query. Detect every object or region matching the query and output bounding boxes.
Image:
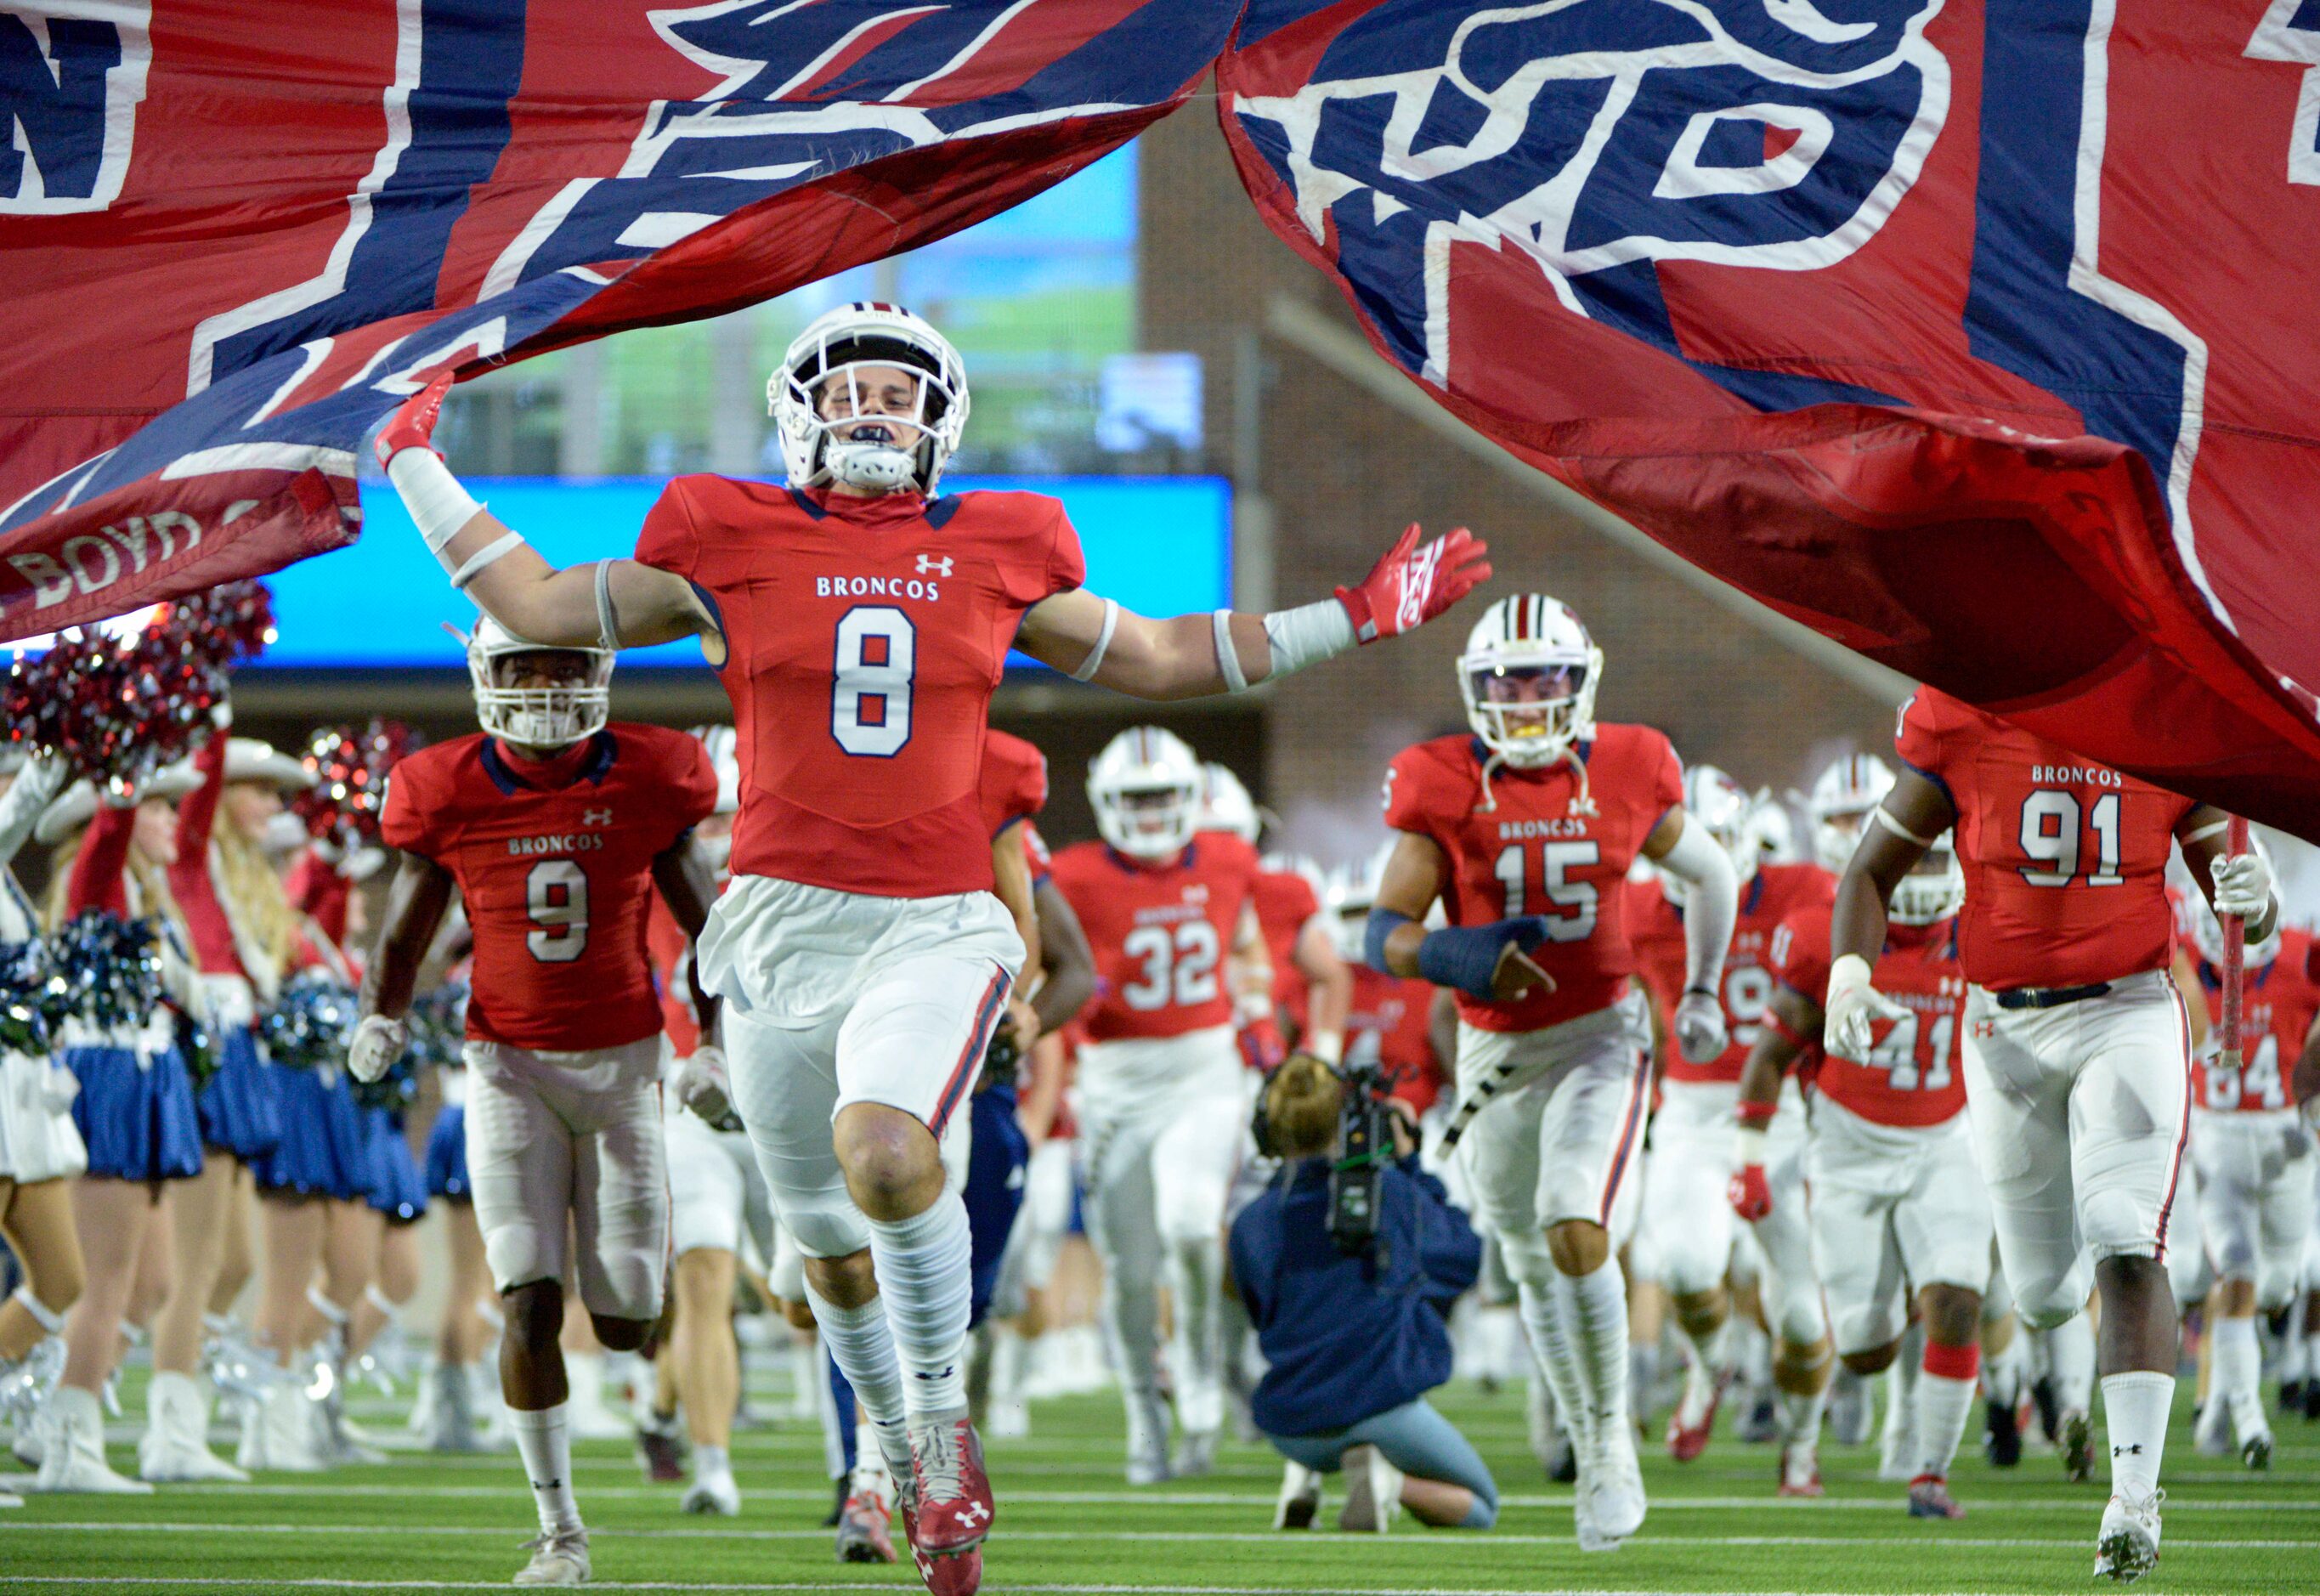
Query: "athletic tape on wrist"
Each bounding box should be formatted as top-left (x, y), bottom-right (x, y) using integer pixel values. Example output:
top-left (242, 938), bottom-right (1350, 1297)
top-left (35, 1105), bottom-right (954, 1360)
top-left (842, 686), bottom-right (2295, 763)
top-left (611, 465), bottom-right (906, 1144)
top-left (1261, 597), bottom-right (1357, 680)
top-left (1213, 609), bottom-right (1249, 693)
top-left (1068, 597), bottom-right (1120, 683)
top-left (386, 446), bottom-right (484, 556)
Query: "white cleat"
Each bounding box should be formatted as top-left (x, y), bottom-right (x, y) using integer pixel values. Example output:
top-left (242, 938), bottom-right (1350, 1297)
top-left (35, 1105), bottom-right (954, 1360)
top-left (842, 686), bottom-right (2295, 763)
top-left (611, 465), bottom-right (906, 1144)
top-left (682, 1470), bottom-right (741, 1516)
top-left (1171, 1429), bottom-right (1218, 1479)
top-left (2094, 1491), bottom-right (2162, 1582)
top-left (23, 1389), bottom-right (152, 1495)
top-left (0, 1488), bottom-right (20, 1508)
top-left (1336, 1444), bottom-right (1402, 1533)
top-left (513, 1527), bottom-right (591, 1586)
top-left (1272, 1461), bottom-right (1322, 1530)
top-left (1577, 1436), bottom-right (1646, 1552)
top-left (2192, 1401), bottom-right (2233, 1458)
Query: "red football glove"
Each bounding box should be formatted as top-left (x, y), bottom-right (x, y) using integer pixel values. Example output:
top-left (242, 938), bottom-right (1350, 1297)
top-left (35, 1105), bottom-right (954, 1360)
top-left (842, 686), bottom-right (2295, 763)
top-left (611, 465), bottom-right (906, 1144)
top-left (373, 371), bottom-right (456, 469)
top-left (1237, 1015), bottom-right (1288, 1074)
top-left (1334, 524), bottom-right (1491, 642)
top-left (1728, 1163), bottom-right (1773, 1222)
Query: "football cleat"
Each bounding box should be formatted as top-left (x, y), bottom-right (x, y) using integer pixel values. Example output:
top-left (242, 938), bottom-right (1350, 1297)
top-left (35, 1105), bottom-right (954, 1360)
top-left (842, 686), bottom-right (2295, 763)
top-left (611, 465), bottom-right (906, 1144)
top-left (1983, 1394), bottom-right (2023, 1469)
top-left (2241, 1430), bottom-right (2272, 1472)
top-left (682, 1470), bottom-right (739, 1517)
top-left (1826, 1367), bottom-right (1873, 1447)
top-left (1337, 1444), bottom-right (1403, 1532)
top-left (1665, 1364), bottom-right (1732, 1463)
top-left (1273, 1462), bottom-right (1322, 1530)
top-left (1907, 1477), bottom-right (1966, 1520)
top-left (2059, 1408), bottom-right (2094, 1483)
top-left (1777, 1442), bottom-right (1824, 1498)
top-left (2093, 1490), bottom-right (2162, 1582)
top-left (906, 1409), bottom-right (993, 1565)
top-left (634, 1413), bottom-right (687, 1483)
top-left (836, 1474), bottom-right (898, 1564)
top-left (512, 1527), bottom-right (589, 1587)
top-left (1171, 1428), bottom-right (1217, 1479)
top-left (897, 1474), bottom-right (981, 1596)
top-left (1576, 1435), bottom-right (1646, 1552)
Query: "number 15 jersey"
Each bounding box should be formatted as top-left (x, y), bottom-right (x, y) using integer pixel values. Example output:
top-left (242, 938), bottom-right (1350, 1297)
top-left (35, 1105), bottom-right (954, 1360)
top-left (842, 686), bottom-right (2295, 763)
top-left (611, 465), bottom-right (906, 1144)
top-left (382, 727), bottom-right (718, 1052)
top-left (636, 478), bottom-right (1085, 899)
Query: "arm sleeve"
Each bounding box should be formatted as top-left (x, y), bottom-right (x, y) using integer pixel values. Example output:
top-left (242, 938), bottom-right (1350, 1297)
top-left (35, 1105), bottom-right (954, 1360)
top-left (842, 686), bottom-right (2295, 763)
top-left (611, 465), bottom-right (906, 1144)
top-left (0, 756), bottom-right (65, 873)
top-left (175, 733), bottom-right (226, 862)
top-left (632, 479), bottom-right (701, 580)
top-left (1772, 909), bottom-right (1833, 1006)
top-left (68, 802), bottom-right (137, 918)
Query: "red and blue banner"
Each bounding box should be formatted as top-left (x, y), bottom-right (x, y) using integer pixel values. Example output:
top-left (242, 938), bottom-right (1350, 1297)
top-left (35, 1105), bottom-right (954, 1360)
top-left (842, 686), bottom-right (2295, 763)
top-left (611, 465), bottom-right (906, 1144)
top-left (1221, 0), bottom-right (2320, 837)
top-left (0, 0), bottom-right (1228, 637)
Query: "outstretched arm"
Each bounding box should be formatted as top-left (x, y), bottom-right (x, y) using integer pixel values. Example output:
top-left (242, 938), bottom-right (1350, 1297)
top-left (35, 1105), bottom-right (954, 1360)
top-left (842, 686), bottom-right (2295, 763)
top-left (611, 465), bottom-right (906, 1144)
top-left (374, 376), bottom-right (712, 651)
top-left (1015, 524), bottom-right (1489, 699)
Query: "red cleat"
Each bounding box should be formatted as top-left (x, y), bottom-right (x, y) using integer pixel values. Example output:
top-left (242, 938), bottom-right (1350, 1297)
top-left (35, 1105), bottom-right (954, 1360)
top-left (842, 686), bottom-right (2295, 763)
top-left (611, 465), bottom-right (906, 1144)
top-left (904, 1410), bottom-right (991, 1596)
top-left (1777, 1443), bottom-right (1824, 1498)
top-left (1908, 1476), bottom-right (1966, 1520)
top-left (1666, 1365), bottom-right (1732, 1463)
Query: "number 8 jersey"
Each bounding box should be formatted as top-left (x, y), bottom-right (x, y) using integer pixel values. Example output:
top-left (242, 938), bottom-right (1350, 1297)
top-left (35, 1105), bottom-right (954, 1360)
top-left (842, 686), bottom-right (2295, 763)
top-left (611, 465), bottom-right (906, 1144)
top-left (635, 478), bottom-right (1085, 898)
top-left (1894, 688), bottom-right (2194, 990)
top-left (1384, 726), bottom-right (1682, 1033)
top-left (382, 726), bottom-right (718, 1050)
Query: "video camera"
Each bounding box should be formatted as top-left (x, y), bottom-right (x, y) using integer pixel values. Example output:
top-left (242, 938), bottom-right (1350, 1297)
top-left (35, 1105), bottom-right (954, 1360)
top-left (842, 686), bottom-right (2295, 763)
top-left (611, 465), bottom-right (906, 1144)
top-left (1327, 1054), bottom-right (1395, 1260)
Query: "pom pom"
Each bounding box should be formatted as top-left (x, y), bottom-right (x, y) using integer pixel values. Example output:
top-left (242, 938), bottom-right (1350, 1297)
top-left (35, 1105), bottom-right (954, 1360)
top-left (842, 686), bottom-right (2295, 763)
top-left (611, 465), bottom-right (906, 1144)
top-left (45, 911), bottom-right (164, 1033)
top-left (406, 980), bottom-right (469, 1072)
top-left (291, 720), bottom-right (420, 848)
top-left (259, 970), bottom-right (360, 1072)
top-left (0, 939), bottom-right (57, 1055)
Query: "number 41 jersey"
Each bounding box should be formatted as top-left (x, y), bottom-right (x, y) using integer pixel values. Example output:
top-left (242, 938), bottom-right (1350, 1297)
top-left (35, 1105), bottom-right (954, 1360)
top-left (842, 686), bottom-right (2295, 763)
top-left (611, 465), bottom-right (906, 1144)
top-left (637, 478), bottom-right (1085, 899)
top-left (1384, 726), bottom-right (1683, 1033)
top-left (382, 727), bottom-right (718, 1052)
top-left (1049, 835), bottom-right (1261, 1044)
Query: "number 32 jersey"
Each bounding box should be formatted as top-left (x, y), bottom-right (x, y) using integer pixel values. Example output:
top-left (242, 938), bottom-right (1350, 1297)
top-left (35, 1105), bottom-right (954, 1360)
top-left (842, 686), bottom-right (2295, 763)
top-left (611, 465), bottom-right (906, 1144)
top-left (1894, 688), bottom-right (2194, 990)
top-left (382, 727), bottom-right (718, 1052)
top-left (636, 478), bottom-right (1085, 899)
top-left (1384, 727), bottom-right (1683, 1033)
top-left (1049, 835), bottom-right (1261, 1044)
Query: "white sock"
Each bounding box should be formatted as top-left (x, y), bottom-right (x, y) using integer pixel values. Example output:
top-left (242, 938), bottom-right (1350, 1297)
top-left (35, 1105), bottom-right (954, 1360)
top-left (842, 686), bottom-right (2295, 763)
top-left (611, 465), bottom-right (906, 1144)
top-left (805, 1284), bottom-right (911, 1478)
top-left (2275, 1316), bottom-right (2306, 1384)
top-left (1777, 1375), bottom-right (1829, 1446)
top-left (695, 1441), bottom-right (731, 1482)
top-left (1914, 1344), bottom-right (1980, 1483)
top-left (1167, 1235), bottom-right (1225, 1435)
top-left (1516, 1282), bottom-right (1592, 1453)
top-left (2040, 1316), bottom-right (2096, 1413)
top-left (2101, 1370), bottom-right (2172, 1503)
top-left (1884, 1345), bottom-right (1920, 1446)
top-left (866, 1193), bottom-right (973, 1419)
top-left (563, 1350), bottom-right (604, 1410)
top-left (1677, 1318), bottom-right (1727, 1406)
top-left (1553, 1258), bottom-right (1632, 1443)
top-left (2211, 1316), bottom-right (2264, 1436)
top-left (509, 1405), bottom-right (582, 1536)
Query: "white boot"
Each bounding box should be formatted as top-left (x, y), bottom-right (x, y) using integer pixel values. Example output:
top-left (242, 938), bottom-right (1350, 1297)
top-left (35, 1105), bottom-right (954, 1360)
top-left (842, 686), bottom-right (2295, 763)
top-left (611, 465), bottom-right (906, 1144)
top-left (238, 1375), bottom-right (328, 1474)
top-left (24, 1386), bottom-right (151, 1493)
top-left (140, 1371), bottom-right (249, 1483)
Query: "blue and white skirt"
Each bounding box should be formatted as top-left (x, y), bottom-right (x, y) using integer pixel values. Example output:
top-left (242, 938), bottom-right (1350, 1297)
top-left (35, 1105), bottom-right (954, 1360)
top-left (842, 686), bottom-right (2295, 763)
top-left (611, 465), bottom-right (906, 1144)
top-left (362, 1106), bottom-right (427, 1223)
top-left (196, 1025), bottom-right (280, 1162)
top-left (66, 1040), bottom-right (201, 1184)
top-left (252, 1063), bottom-right (366, 1201)
top-left (423, 1102), bottom-right (469, 1202)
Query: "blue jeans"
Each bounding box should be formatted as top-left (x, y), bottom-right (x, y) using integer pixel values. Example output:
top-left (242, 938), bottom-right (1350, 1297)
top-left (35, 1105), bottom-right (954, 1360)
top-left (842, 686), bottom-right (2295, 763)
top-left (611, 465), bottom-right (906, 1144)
top-left (1265, 1397), bottom-right (1498, 1527)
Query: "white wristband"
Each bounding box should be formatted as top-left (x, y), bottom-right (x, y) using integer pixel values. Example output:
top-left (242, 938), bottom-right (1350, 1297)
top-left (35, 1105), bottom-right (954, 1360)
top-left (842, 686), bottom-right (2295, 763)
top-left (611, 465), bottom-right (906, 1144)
top-left (1214, 609), bottom-right (1249, 693)
top-left (1305, 1028), bottom-right (1344, 1067)
top-left (1734, 1123), bottom-right (1768, 1167)
top-left (1260, 597), bottom-right (1357, 680)
top-left (387, 447), bottom-right (485, 557)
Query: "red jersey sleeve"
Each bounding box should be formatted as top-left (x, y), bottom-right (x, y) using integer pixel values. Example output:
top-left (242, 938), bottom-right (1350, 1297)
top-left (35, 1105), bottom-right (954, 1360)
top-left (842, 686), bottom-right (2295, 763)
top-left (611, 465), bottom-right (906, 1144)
top-left (1044, 501), bottom-right (1087, 597)
top-left (649, 727), bottom-right (721, 844)
top-left (1772, 905), bottom-right (1836, 1008)
top-left (1383, 744), bottom-right (1451, 839)
top-left (1646, 732), bottom-right (1683, 820)
top-left (633, 478), bottom-right (702, 580)
top-left (379, 753), bottom-right (445, 862)
top-left (979, 731), bottom-right (1050, 838)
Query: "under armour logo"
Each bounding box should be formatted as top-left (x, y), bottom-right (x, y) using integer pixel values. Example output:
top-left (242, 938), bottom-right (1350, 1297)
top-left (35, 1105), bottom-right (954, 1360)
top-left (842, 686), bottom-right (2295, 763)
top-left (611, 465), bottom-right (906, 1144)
top-left (1972, 1019), bottom-right (1996, 1039)
top-left (2113, 1443), bottom-right (2143, 1457)
top-left (958, 1502), bottom-right (990, 1525)
top-left (582, 806), bottom-right (613, 826)
top-left (917, 554), bottom-right (953, 577)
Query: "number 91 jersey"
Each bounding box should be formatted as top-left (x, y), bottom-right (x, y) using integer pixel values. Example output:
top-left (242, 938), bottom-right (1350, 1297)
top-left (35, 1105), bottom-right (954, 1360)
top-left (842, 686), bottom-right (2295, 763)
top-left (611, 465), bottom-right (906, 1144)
top-left (1894, 688), bottom-right (2194, 990)
top-left (1384, 727), bottom-right (1682, 1033)
top-left (1048, 835), bottom-right (1261, 1043)
top-left (636, 478), bottom-right (1084, 899)
top-left (382, 727), bottom-right (718, 1052)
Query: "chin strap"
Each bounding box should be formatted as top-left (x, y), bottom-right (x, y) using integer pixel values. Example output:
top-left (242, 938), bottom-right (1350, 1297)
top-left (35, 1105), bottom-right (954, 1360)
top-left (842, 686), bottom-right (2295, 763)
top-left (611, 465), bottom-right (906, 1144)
top-left (1474, 742), bottom-right (1593, 817)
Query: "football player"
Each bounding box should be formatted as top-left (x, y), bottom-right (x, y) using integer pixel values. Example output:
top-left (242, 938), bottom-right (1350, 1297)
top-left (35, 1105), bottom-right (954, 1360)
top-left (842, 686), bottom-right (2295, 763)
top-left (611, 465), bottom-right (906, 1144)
top-left (1201, 763), bottom-right (1352, 1065)
top-left (375, 302), bottom-right (1485, 1596)
top-left (1327, 846), bottom-right (1446, 1120)
top-left (1365, 595), bottom-right (1739, 1552)
top-left (348, 620), bottom-right (720, 1586)
top-left (1734, 833), bottom-right (1991, 1518)
top-left (1050, 727), bottom-right (1270, 1482)
top-left (1627, 764), bottom-right (1832, 1484)
top-left (2182, 883), bottom-right (2317, 1469)
top-left (1832, 685), bottom-right (2276, 1581)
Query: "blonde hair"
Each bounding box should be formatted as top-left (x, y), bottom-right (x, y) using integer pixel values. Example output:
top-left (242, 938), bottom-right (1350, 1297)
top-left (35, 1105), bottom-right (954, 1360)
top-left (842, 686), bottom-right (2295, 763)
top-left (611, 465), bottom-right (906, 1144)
top-left (44, 823), bottom-right (191, 951)
top-left (212, 808), bottom-right (297, 985)
top-left (1263, 1055), bottom-right (1344, 1160)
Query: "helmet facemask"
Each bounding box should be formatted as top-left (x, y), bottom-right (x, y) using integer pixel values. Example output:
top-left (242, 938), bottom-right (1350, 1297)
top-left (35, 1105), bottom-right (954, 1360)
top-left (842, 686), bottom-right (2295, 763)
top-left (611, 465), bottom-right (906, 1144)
top-left (1461, 653), bottom-right (1597, 768)
top-left (1095, 782), bottom-right (1200, 860)
top-left (469, 631), bottom-right (613, 751)
top-left (1889, 835), bottom-right (1965, 926)
top-left (771, 309), bottom-right (969, 495)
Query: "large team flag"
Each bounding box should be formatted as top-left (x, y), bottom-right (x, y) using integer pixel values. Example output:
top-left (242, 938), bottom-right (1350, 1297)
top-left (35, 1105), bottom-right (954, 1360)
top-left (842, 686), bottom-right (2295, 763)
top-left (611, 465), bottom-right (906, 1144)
top-left (1221, 0), bottom-right (2320, 838)
top-left (0, 0), bottom-right (1231, 637)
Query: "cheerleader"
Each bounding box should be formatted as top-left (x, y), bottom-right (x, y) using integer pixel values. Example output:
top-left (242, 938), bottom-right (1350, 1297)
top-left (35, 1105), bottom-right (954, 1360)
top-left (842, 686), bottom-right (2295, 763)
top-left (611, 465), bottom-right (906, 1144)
top-left (0, 749), bottom-right (85, 1503)
top-left (28, 765), bottom-right (207, 1493)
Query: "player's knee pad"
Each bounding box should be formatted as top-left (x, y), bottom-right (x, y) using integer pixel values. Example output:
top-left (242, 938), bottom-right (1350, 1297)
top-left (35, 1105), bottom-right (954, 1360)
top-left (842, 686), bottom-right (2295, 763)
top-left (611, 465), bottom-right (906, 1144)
top-left (1774, 1277), bottom-right (1828, 1350)
top-left (2256, 1256), bottom-right (2301, 1315)
top-left (776, 1192), bottom-right (874, 1265)
top-left (2012, 1262), bottom-right (2092, 1331)
top-left (1657, 1220), bottom-right (1732, 1299)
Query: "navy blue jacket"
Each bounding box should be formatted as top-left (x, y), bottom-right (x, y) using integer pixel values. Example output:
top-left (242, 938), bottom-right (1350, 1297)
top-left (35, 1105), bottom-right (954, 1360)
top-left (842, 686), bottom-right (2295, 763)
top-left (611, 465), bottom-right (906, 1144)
top-left (1228, 1155), bottom-right (1480, 1437)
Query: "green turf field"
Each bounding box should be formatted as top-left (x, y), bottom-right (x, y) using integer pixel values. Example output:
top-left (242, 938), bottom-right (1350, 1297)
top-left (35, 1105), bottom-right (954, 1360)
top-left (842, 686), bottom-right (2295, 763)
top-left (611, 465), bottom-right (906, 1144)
top-left (2, 1370), bottom-right (2314, 1594)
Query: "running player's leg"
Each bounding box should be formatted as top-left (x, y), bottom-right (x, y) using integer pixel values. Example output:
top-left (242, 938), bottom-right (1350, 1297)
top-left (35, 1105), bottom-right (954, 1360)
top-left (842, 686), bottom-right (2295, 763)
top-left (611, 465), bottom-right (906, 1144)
top-left (1645, 1082), bottom-right (1735, 1457)
top-left (1752, 1089), bottom-right (1832, 1493)
top-left (1082, 1094), bottom-right (1170, 1480)
top-left (2064, 978), bottom-right (2193, 1551)
top-left (2192, 1115), bottom-right (2268, 1457)
top-left (1146, 1039), bottom-right (1244, 1463)
top-left (1893, 1129), bottom-right (1995, 1514)
top-left (665, 1103), bottom-right (748, 1507)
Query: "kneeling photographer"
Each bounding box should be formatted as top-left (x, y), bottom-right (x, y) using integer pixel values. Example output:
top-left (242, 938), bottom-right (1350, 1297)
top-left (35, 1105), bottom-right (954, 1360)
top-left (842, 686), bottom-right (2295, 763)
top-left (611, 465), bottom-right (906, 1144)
top-left (1228, 1055), bottom-right (1497, 1531)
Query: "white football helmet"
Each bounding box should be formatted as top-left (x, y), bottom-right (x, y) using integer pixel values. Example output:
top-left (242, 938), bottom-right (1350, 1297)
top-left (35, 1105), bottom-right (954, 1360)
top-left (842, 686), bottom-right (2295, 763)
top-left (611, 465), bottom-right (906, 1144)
top-left (1889, 831), bottom-right (1966, 926)
top-left (770, 303), bottom-right (969, 495)
top-left (1088, 726), bottom-right (1203, 861)
top-left (466, 616), bottom-right (612, 750)
top-left (1752, 795), bottom-right (1801, 864)
top-left (2187, 843), bottom-right (2283, 969)
top-left (1200, 761), bottom-right (1263, 845)
top-left (1458, 594), bottom-right (1602, 768)
top-left (1323, 842), bottom-right (1395, 963)
top-left (1676, 763), bottom-right (1761, 895)
top-left (1804, 752), bottom-right (1897, 874)
top-left (690, 723), bottom-right (740, 816)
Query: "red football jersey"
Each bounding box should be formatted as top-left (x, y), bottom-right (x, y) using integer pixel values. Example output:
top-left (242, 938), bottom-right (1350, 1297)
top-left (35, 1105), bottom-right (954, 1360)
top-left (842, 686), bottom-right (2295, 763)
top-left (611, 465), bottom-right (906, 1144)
top-left (382, 727), bottom-right (717, 1052)
top-left (1895, 688), bottom-right (2195, 989)
top-left (1384, 727), bottom-right (1683, 1033)
top-left (1253, 868), bottom-right (1322, 1033)
top-left (1019, 818), bottom-right (1053, 883)
top-left (1774, 905), bottom-right (1968, 1128)
top-left (1629, 863), bottom-right (1833, 1084)
top-left (635, 479), bottom-right (1084, 899)
top-left (2193, 928), bottom-right (2320, 1112)
top-left (646, 893), bottom-right (701, 1060)
top-left (1345, 964), bottom-right (1443, 1114)
top-left (1049, 835), bottom-right (1261, 1043)
top-left (979, 729), bottom-right (1048, 840)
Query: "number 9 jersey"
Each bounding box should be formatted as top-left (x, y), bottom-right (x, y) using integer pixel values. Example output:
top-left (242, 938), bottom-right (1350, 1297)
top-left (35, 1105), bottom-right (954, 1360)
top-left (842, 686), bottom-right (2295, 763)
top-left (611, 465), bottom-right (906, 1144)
top-left (382, 726), bottom-right (719, 1051)
top-left (1893, 688), bottom-right (2193, 990)
top-left (635, 478), bottom-right (1084, 899)
top-left (1384, 726), bottom-right (1682, 1033)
